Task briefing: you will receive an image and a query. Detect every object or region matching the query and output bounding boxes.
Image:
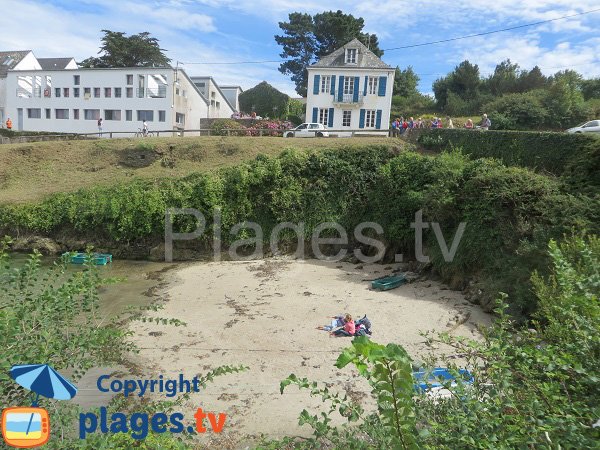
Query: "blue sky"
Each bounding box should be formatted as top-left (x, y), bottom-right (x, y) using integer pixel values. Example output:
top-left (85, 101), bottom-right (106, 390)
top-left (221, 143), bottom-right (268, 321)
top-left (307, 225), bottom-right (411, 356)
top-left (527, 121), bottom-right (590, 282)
top-left (1, 1), bottom-right (599, 96)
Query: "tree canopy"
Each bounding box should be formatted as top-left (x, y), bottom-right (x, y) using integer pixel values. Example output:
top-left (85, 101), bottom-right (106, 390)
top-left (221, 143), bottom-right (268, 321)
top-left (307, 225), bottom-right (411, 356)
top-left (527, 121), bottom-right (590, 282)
top-left (80, 30), bottom-right (171, 68)
top-left (393, 66), bottom-right (420, 97)
top-left (239, 81), bottom-right (290, 118)
top-left (275, 10), bottom-right (383, 96)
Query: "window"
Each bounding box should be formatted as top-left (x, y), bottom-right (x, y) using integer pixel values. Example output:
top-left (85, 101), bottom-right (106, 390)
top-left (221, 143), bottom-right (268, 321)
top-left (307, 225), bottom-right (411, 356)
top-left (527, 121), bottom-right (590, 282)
top-left (104, 110), bottom-right (121, 121)
top-left (104, 88), bottom-right (111, 98)
top-left (74, 88), bottom-right (80, 98)
top-left (137, 110), bottom-right (154, 121)
top-left (94, 88), bottom-right (100, 98)
top-left (27, 108), bottom-right (41, 119)
top-left (126, 87), bottom-right (133, 98)
top-left (342, 110), bottom-right (351, 127)
top-left (211, 100), bottom-right (215, 107)
top-left (365, 110), bottom-right (376, 128)
top-left (158, 110), bottom-right (166, 122)
top-left (74, 75), bottom-right (80, 85)
top-left (175, 113), bottom-right (185, 126)
top-left (84, 109), bottom-right (100, 120)
top-left (318, 108), bottom-right (329, 126)
top-left (45, 109), bottom-right (51, 119)
top-left (345, 48), bottom-right (357, 64)
top-left (126, 74), bottom-right (133, 85)
top-left (73, 109), bottom-right (79, 120)
top-left (343, 77), bottom-right (354, 95)
top-left (216, 102), bottom-right (220, 109)
top-left (63, 88), bottom-right (69, 98)
top-left (55, 109), bottom-right (69, 119)
top-left (367, 77), bottom-right (378, 95)
top-left (320, 75), bottom-right (331, 94)
top-left (115, 87), bottom-right (122, 98)
top-left (54, 88), bottom-right (61, 98)
top-left (84, 87), bottom-right (91, 97)
top-left (126, 110), bottom-right (132, 121)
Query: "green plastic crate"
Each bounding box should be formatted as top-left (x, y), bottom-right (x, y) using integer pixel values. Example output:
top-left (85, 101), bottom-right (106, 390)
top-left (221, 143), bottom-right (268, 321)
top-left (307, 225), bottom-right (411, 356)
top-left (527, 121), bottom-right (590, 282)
top-left (371, 275), bottom-right (406, 291)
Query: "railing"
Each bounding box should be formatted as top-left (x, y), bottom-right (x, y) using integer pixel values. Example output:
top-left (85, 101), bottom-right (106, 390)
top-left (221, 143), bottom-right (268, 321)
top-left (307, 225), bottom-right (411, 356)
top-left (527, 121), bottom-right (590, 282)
top-left (333, 93), bottom-right (364, 104)
top-left (136, 87), bottom-right (167, 98)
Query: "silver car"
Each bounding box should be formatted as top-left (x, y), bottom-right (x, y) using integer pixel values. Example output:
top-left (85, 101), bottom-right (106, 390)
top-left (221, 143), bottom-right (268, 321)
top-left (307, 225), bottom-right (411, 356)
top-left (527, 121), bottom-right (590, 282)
top-left (284, 123), bottom-right (329, 138)
top-left (566, 120), bottom-right (600, 134)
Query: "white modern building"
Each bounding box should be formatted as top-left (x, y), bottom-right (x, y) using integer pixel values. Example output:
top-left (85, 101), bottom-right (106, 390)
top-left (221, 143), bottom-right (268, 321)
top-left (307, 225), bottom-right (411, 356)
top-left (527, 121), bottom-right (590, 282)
top-left (220, 85), bottom-right (243, 112)
top-left (306, 38), bottom-right (394, 135)
top-left (0, 50), bottom-right (42, 126)
top-left (190, 77), bottom-right (237, 119)
top-left (1, 50), bottom-right (236, 133)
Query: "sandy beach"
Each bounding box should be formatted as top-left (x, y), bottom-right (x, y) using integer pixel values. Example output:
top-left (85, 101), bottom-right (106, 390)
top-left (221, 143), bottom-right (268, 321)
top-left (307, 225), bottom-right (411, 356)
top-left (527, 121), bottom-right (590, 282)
top-left (128, 259), bottom-right (491, 448)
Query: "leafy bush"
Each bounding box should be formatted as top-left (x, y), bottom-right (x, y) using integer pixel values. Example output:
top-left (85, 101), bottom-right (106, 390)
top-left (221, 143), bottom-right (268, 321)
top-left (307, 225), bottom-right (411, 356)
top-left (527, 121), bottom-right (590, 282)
top-left (416, 128), bottom-right (598, 175)
top-left (209, 118), bottom-right (246, 136)
top-left (484, 91), bottom-right (548, 130)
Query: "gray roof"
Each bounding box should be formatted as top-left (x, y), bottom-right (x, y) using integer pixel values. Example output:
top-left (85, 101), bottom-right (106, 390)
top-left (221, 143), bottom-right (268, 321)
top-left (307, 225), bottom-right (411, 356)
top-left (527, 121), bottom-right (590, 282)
top-left (0, 50), bottom-right (32, 77)
top-left (310, 38), bottom-right (391, 69)
top-left (37, 57), bottom-right (75, 70)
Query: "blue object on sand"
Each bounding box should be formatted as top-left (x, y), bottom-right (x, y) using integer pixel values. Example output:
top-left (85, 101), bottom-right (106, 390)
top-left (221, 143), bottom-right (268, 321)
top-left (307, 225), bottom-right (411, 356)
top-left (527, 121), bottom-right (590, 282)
top-left (412, 367), bottom-right (474, 393)
top-left (371, 274), bottom-right (406, 291)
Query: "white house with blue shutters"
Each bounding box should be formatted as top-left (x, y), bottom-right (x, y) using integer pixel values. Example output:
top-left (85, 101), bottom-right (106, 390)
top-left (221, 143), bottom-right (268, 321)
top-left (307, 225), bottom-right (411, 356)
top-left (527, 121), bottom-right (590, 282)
top-left (306, 38), bottom-right (394, 136)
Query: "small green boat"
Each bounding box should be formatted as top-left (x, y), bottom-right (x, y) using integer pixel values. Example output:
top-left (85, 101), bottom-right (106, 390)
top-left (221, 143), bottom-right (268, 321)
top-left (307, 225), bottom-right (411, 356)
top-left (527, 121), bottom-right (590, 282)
top-left (63, 252), bottom-right (113, 265)
top-left (371, 274), bottom-right (406, 291)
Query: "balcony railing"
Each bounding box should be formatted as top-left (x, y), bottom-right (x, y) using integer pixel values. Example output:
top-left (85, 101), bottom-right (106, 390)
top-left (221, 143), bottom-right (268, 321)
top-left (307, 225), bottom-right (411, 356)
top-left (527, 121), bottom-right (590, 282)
top-left (334, 93), bottom-right (364, 104)
top-left (136, 86), bottom-right (167, 98)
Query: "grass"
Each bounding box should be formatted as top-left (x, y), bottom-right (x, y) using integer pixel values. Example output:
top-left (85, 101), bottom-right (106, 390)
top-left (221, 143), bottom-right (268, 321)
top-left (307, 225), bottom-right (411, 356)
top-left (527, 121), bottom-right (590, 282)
top-left (0, 136), bottom-right (400, 204)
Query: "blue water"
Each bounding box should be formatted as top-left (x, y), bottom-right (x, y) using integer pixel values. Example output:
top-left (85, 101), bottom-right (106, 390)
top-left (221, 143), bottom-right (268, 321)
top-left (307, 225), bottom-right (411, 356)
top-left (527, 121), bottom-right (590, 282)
top-left (6, 414), bottom-right (42, 432)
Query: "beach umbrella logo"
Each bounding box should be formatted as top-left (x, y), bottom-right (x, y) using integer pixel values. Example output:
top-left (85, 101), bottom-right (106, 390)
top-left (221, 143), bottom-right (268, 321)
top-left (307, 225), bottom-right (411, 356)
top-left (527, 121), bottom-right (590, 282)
top-left (2, 364), bottom-right (77, 448)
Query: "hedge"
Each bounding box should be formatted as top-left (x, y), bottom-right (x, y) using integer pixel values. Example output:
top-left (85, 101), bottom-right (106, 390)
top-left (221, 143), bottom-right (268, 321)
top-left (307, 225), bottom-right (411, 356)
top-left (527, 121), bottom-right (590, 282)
top-left (416, 128), bottom-right (598, 175)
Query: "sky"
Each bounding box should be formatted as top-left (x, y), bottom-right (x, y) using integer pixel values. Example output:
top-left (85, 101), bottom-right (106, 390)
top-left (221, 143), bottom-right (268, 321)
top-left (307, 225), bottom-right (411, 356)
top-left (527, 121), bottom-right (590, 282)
top-left (1, 0), bottom-right (599, 96)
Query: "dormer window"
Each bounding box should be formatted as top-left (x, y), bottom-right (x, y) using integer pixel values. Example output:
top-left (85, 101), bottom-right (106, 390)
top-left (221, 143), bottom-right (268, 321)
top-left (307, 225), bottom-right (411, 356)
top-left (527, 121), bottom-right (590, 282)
top-left (345, 48), bottom-right (357, 64)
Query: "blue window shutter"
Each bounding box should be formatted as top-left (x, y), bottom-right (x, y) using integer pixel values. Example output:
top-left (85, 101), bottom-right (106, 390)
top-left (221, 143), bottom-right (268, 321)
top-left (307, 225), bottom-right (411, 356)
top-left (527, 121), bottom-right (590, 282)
top-left (328, 108), bottom-right (334, 128)
top-left (312, 107), bottom-right (318, 123)
top-left (313, 75), bottom-right (320, 95)
top-left (331, 75), bottom-right (336, 96)
top-left (353, 77), bottom-right (359, 102)
top-left (337, 76), bottom-right (344, 102)
top-left (363, 76), bottom-right (368, 96)
top-left (378, 76), bottom-right (387, 96)
top-left (376, 110), bottom-right (382, 129)
top-left (359, 109), bottom-right (365, 128)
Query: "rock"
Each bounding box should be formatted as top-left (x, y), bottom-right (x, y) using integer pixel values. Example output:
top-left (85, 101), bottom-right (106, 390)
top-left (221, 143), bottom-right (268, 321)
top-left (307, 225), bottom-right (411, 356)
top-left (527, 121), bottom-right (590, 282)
top-left (12, 236), bottom-right (63, 255)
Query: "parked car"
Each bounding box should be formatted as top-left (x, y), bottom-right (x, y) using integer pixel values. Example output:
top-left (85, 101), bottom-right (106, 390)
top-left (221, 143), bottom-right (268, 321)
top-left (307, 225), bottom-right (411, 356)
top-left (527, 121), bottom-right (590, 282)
top-left (284, 123), bottom-right (329, 138)
top-left (566, 120), bottom-right (600, 134)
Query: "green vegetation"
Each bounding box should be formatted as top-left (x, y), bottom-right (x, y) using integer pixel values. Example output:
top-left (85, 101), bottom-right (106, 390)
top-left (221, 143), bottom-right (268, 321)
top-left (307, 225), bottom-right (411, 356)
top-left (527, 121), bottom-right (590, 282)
top-left (2, 143), bottom-right (598, 315)
top-left (265, 235), bottom-right (600, 449)
top-left (416, 128), bottom-right (599, 176)
top-left (0, 136), bottom-right (396, 203)
top-left (238, 81), bottom-right (290, 118)
top-left (79, 30), bottom-right (170, 68)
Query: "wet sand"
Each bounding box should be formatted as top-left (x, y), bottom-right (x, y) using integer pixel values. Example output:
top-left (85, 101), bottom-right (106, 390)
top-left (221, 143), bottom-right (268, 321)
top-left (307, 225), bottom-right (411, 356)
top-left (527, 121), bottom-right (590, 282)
top-left (126, 259), bottom-right (491, 448)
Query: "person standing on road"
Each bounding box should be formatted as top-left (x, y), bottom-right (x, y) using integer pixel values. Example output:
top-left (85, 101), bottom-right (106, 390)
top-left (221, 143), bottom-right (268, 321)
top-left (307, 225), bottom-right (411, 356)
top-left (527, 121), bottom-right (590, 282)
top-left (97, 118), bottom-right (103, 137)
top-left (143, 120), bottom-right (149, 137)
top-left (447, 116), bottom-right (454, 129)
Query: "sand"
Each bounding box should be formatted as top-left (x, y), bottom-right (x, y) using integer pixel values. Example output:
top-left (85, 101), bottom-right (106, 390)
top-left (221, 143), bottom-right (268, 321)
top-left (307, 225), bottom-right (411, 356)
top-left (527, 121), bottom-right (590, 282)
top-left (127, 259), bottom-right (491, 448)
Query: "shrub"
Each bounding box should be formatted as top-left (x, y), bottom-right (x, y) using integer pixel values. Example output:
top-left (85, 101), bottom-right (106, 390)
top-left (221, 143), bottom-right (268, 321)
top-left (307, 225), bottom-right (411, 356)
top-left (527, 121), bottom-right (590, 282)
top-left (484, 91), bottom-right (548, 130)
top-left (210, 119), bottom-right (246, 136)
top-left (416, 128), bottom-right (597, 175)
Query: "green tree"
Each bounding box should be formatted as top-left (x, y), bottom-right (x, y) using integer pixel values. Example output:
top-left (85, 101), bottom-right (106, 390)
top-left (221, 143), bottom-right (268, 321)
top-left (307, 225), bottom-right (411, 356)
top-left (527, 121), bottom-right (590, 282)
top-left (80, 30), bottom-right (171, 68)
top-left (484, 59), bottom-right (520, 96)
top-left (275, 10), bottom-right (383, 96)
top-left (433, 60), bottom-right (481, 110)
top-left (393, 66), bottom-right (420, 97)
top-left (581, 78), bottom-right (600, 100)
top-left (516, 65), bottom-right (548, 92)
top-left (239, 81), bottom-right (290, 118)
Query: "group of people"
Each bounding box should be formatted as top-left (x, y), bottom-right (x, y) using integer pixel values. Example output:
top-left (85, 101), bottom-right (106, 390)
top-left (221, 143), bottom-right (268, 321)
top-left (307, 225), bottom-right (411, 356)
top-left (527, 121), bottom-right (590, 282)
top-left (317, 313), bottom-right (371, 337)
top-left (391, 113), bottom-right (492, 136)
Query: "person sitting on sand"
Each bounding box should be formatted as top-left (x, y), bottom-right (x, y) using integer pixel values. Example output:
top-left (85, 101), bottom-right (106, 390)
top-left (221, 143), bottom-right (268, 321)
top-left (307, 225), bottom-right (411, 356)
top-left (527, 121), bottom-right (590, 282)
top-left (317, 314), bottom-right (345, 331)
top-left (330, 314), bottom-right (356, 337)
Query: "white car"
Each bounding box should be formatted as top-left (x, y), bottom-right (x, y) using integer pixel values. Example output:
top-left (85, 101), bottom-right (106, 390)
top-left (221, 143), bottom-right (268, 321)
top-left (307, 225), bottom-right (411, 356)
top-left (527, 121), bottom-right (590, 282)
top-left (566, 120), bottom-right (600, 134)
top-left (284, 123), bottom-right (329, 138)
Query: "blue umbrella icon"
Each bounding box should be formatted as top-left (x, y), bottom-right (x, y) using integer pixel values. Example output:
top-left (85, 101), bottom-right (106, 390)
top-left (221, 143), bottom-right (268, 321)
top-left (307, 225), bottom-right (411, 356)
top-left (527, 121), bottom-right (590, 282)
top-left (10, 364), bottom-right (77, 404)
top-left (10, 364), bottom-right (77, 436)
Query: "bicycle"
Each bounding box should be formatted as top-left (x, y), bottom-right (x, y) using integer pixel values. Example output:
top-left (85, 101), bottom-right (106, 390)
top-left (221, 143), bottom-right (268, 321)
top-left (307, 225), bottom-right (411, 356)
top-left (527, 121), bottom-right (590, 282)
top-left (134, 128), bottom-right (154, 137)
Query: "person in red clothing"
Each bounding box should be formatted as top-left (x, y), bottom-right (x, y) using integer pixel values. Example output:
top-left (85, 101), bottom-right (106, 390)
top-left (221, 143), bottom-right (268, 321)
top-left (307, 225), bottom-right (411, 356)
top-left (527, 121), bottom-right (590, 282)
top-left (331, 314), bottom-right (355, 337)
